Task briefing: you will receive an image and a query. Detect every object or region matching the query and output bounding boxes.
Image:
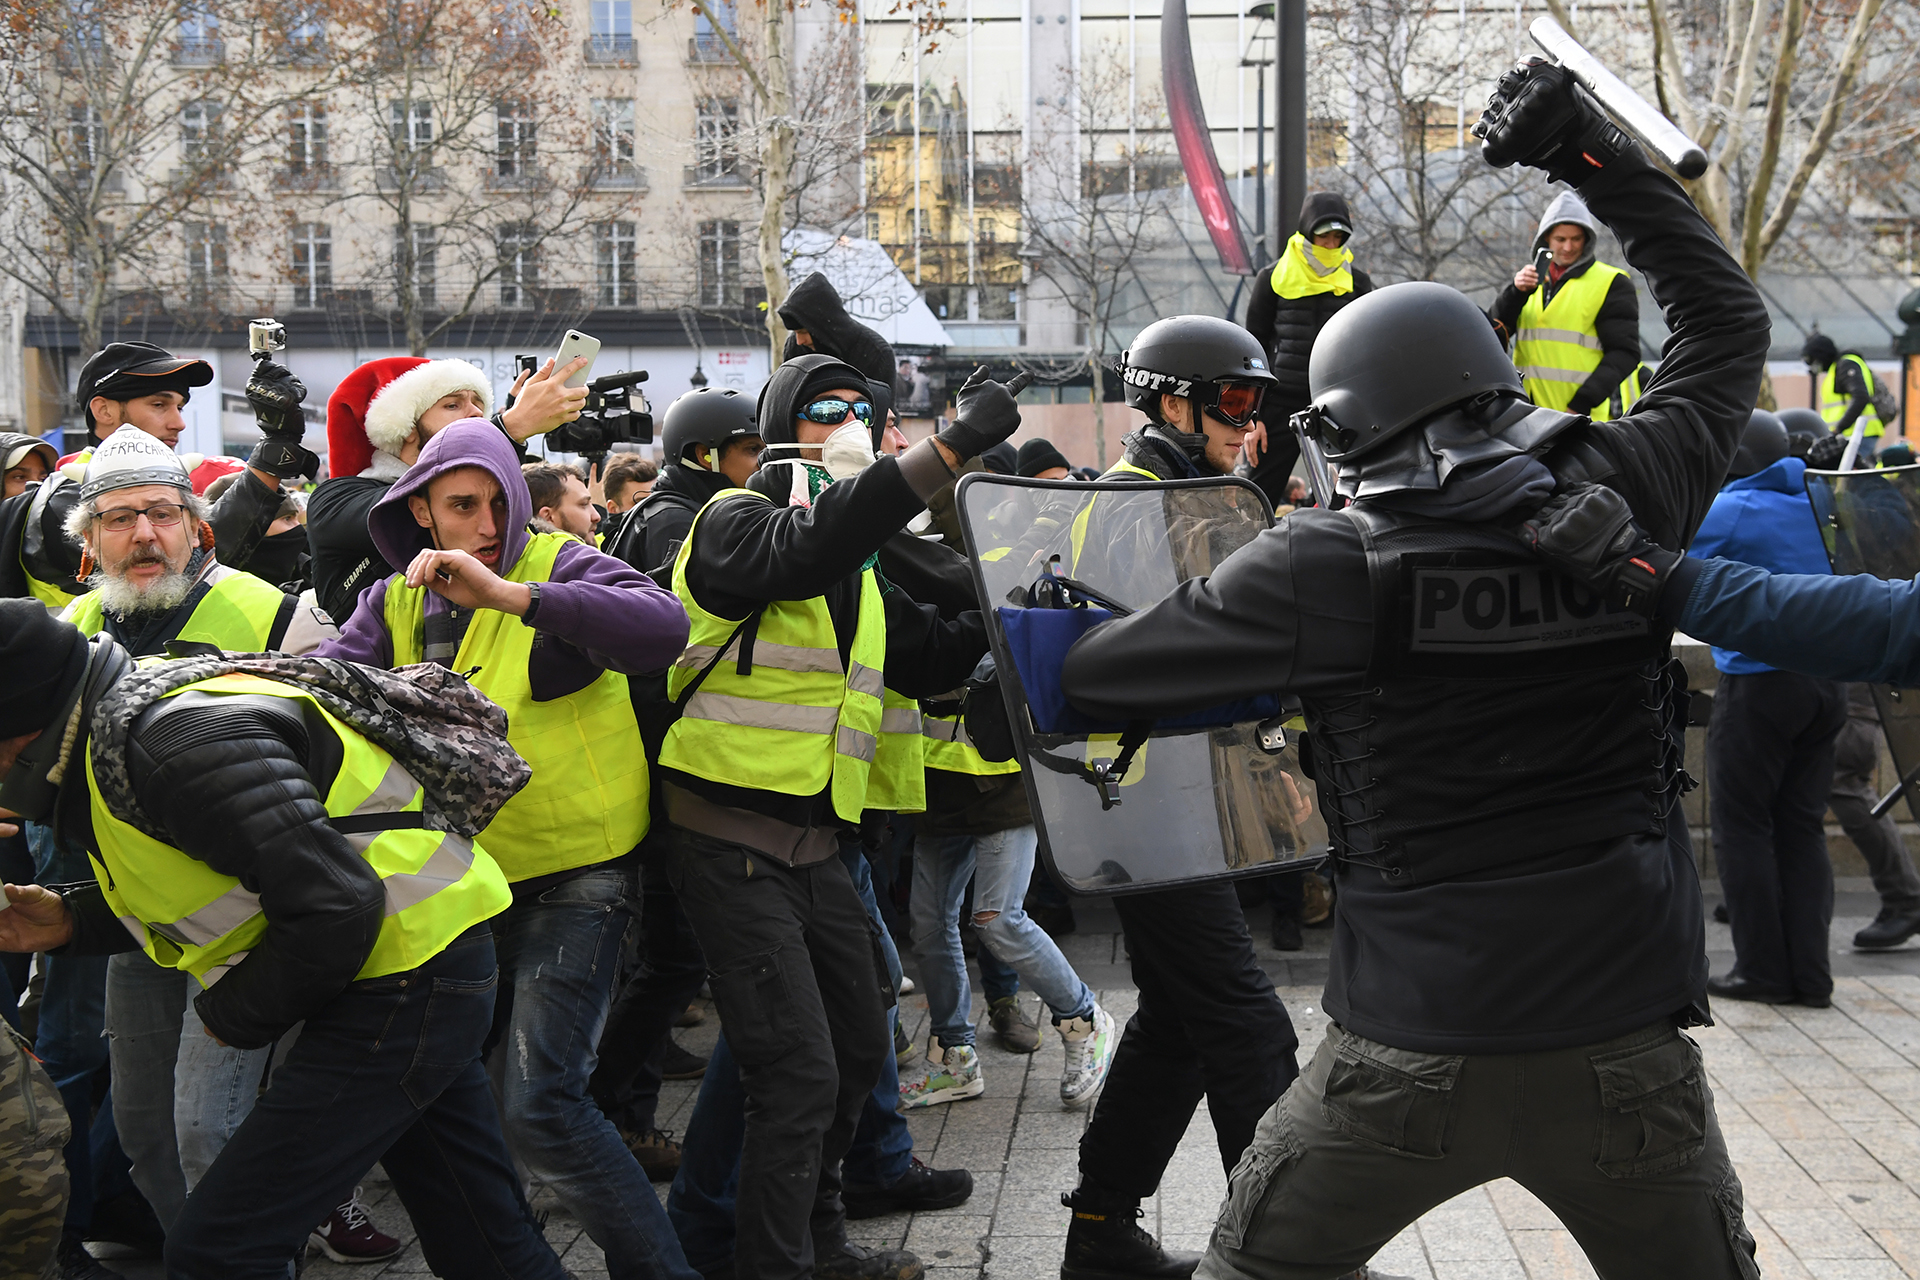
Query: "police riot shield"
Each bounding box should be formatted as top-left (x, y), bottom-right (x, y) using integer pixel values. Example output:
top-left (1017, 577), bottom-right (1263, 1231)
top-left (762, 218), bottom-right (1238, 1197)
top-left (954, 472), bottom-right (1328, 895)
top-left (1807, 464), bottom-right (1920, 821)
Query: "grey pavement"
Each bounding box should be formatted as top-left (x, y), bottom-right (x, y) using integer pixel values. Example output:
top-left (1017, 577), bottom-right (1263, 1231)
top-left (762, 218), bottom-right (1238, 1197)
top-left (93, 880), bottom-right (1920, 1279)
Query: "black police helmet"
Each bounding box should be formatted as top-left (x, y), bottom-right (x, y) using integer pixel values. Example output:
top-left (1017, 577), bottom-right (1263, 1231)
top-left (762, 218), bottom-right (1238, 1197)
top-left (662, 387), bottom-right (757, 468)
top-left (1118, 315), bottom-right (1277, 425)
top-left (1306, 282), bottom-right (1525, 463)
top-left (1726, 409), bottom-right (1788, 480)
top-left (1778, 407), bottom-right (1826, 445)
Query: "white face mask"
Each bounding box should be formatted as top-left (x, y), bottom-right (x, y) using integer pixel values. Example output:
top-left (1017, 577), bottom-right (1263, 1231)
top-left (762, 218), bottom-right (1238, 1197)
top-left (820, 418), bottom-right (876, 481)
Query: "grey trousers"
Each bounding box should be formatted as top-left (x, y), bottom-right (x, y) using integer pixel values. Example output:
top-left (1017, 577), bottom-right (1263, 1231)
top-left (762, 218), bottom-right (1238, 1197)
top-left (1198, 1021), bottom-right (1759, 1280)
top-left (1830, 716), bottom-right (1920, 910)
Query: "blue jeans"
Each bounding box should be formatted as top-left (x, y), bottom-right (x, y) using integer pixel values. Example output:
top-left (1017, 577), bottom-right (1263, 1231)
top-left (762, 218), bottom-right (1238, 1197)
top-left (31, 821), bottom-right (113, 1235)
top-left (167, 930), bottom-right (565, 1280)
top-left (487, 864), bottom-right (700, 1280)
top-left (913, 826), bottom-right (1094, 1048)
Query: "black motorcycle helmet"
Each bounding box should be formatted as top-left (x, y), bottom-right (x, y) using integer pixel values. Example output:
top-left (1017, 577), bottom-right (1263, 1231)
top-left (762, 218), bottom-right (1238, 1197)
top-left (1726, 409), bottom-right (1788, 480)
top-left (1118, 316), bottom-right (1277, 438)
top-left (662, 387), bottom-right (757, 469)
top-left (1304, 282), bottom-right (1526, 463)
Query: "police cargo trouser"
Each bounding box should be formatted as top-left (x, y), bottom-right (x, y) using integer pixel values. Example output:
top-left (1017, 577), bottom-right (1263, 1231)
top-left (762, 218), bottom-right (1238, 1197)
top-left (1197, 1021), bottom-right (1758, 1280)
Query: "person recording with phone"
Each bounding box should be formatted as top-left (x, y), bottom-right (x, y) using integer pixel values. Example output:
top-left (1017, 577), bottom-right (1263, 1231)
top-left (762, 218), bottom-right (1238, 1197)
top-left (306, 353), bottom-right (589, 621)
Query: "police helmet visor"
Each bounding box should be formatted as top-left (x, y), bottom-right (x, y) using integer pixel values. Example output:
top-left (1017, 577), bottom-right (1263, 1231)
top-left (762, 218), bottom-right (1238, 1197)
top-left (799, 398), bottom-right (875, 427)
top-left (1205, 382), bottom-right (1266, 428)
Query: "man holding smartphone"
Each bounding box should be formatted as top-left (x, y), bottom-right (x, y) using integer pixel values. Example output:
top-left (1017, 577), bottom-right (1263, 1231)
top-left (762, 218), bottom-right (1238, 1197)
top-left (306, 353), bottom-right (588, 621)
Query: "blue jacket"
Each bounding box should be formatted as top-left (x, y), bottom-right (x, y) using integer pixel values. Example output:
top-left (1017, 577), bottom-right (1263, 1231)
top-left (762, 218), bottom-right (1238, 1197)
top-left (1686, 456), bottom-right (1830, 673)
top-left (1667, 555), bottom-right (1920, 687)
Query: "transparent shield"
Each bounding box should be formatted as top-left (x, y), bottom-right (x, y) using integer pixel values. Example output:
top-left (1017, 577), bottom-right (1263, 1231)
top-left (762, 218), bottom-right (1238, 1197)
top-left (956, 473), bottom-right (1328, 894)
top-left (1808, 464), bottom-right (1920, 821)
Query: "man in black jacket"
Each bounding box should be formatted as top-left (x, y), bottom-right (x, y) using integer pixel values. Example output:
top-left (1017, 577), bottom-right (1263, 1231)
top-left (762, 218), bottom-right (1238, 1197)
top-left (1241, 192), bottom-right (1374, 507)
top-left (1063, 61), bottom-right (1771, 1279)
top-left (604, 386), bottom-right (763, 582)
top-left (0, 602), bottom-right (566, 1280)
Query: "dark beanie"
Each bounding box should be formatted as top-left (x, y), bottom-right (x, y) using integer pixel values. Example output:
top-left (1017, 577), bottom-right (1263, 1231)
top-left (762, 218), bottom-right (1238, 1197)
top-left (981, 442), bottom-right (1019, 475)
top-left (1017, 438), bottom-right (1071, 478)
top-left (0, 599), bottom-right (91, 739)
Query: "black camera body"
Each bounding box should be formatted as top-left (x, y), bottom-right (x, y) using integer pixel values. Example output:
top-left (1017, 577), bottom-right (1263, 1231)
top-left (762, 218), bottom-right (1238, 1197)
top-left (546, 368), bottom-right (653, 457)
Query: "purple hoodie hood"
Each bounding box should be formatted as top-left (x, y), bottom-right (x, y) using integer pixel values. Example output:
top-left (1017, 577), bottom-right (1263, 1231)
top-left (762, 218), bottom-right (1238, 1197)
top-left (368, 419), bottom-right (532, 575)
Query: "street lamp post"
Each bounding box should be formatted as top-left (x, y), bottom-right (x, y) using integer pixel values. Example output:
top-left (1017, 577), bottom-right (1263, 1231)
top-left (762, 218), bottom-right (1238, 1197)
top-left (1242, 2), bottom-right (1275, 266)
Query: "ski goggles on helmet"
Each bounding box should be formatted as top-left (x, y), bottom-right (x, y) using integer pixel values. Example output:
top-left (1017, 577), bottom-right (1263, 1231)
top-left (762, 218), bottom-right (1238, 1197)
top-left (798, 398), bottom-right (875, 427)
top-left (1200, 380), bottom-right (1266, 429)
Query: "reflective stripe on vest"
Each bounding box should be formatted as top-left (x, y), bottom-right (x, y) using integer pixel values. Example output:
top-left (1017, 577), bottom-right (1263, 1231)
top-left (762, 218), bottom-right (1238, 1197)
top-left (922, 713), bottom-right (1022, 777)
top-left (86, 672), bottom-right (510, 984)
top-left (64, 568), bottom-right (287, 649)
top-left (1822, 355), bottom-right (1885, 439)
top-left (659, 488), bottom-right (887, 823)
top-left (865, 690), bottom-right (927, 814)
top-left (384, 531), bottom-right (649, 880)
top-left (1512, 263), bottom-right (1628, 417)
top-left (1068, 459), bottom-right (1160, 570)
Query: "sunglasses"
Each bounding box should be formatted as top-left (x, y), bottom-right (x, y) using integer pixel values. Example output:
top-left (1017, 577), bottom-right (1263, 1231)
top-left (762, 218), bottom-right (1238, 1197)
top-left (799, 398), bottom-right (874, 426)
top-left (1205, 382), bottom-right (1266, 429)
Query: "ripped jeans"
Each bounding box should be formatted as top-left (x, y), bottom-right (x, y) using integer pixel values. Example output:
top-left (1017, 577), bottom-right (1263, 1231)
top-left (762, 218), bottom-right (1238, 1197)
top-left (1198, 1020), bottom-right (1759, 1280)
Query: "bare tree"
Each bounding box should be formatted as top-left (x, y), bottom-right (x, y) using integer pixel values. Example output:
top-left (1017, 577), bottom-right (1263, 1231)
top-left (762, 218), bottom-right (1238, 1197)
top-left (1004, 44), bottom-right (1181, 469)
top-left (314, 0), bottom-right (624, 355)
top-left (0, 0), bottom-right (296, 353)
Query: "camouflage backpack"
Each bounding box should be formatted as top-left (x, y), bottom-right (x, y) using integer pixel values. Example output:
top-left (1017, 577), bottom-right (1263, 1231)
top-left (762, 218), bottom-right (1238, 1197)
top-left (87, 651), bottom-right (532, 843)
top-left (1, 1021), bottom-right (70, 1280)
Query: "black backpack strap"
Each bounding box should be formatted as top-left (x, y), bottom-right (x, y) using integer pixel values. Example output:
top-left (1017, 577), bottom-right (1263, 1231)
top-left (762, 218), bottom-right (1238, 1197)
top-left (673, 608), bottom-right (766, 714)
top-left (1026, 719), bottom-right (1153, 811)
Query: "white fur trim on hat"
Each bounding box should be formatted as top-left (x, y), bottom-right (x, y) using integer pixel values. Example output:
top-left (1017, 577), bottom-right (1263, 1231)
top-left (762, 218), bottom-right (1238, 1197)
top-left (362, 360), bottom-right (493, 454)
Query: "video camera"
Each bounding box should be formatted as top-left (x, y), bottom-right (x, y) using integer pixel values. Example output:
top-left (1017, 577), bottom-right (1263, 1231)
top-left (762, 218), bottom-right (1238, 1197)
top-left (546, 368), bottom-right (653, 458)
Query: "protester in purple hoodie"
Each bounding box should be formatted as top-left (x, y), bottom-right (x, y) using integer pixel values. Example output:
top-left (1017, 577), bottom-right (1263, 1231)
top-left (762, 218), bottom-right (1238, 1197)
top-left (317, 419), bottom-right (698, 1280)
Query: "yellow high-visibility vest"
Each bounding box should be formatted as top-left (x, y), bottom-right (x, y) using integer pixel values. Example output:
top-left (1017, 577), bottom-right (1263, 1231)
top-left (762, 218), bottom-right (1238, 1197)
top-left (659, 490), bottom-right (887, 824)
top-left (922, 712), bottom-right (1021, 777)
top-left (87, 671), bottom-right (510, 986)
top-left (1821, 355), bottom-right (1885, 440)
top-left (1068, 459), bottom-right (1159, 570)
top-left (1513, 262), bottom-right (1632, 421)
top-left (65, 567), bottom-right (287, 649)
top-left (384, 531), bottom-right (649, 880)
top-left (866, 689), bottom-right (927, 814)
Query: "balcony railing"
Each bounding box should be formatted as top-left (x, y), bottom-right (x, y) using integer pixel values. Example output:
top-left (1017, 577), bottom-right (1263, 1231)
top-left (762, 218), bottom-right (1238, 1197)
top-left (584, 34), bottom-right (636, 64)
top-left (278, 33), bottom-right (327, 64)
top-left (172, 37), bottom-right (223, 65)
top-left (588, 162), bottom-right (648, 190)
top-left (376, 164), bottom-right (446, 192)
top-left (56, 35), bottom-right (107, 67)
top-left (275, 164), bottom-right (338, 191)
top-left (687, 33), bottom-right (734, 63)
top-left (683, 164), bottom-right (748, 189)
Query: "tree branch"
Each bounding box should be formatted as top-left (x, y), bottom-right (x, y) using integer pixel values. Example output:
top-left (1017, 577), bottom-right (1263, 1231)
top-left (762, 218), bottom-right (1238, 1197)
top-left (1741, 0), bottom-right (1805, 273)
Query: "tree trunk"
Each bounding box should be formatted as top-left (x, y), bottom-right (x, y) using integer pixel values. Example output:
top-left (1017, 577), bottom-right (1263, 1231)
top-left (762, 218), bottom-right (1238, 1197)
top-left (1089, 276), bottom-right (1106, 471)
top-left (759, 0), bottom-right (794, 367)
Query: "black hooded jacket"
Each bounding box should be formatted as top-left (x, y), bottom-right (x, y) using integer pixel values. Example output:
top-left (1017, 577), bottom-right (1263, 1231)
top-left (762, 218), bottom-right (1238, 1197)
top-left (604, 459), bottom-right (730, 583)
top-left (661, 355), bottom-right (989, 828)
top-left (1061, 145), bottom-right (1769, 1054)
top-left (1244, 193), bottom-right (1376, 408)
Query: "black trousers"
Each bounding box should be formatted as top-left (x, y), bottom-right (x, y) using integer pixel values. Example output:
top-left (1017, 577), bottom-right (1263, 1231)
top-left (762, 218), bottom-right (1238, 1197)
top-left (663, 823), bottom-right (892, 1280)
top-left (1079, 880), bottom-right (1300, 1201)
top-left (590, 856), bottom-right (709, 1133)
top-left (1707, 670), bottom-right (1847, 1000)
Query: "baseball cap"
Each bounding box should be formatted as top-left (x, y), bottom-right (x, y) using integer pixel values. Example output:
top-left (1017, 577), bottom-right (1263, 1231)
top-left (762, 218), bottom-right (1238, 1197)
top-left (75, 342), bottom-right (214, 432)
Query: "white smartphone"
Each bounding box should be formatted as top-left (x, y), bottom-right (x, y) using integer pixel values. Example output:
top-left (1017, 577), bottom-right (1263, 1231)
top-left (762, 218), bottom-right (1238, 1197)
top-left (552, 330), bottom-right (601, 389)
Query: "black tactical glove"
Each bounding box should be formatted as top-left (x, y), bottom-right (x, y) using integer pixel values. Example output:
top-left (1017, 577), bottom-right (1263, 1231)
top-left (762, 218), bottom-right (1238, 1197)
top-left (1806, 432), bottom-right (1848, 470)
top-left (936, 366), bottom-right (1031, 462)
top-left (1515, 482), bottom-right (1680, 618)
top-left (244, 359), bottom-right (317, 480)
top-left (1473, 58), bottom-right (1633, 185)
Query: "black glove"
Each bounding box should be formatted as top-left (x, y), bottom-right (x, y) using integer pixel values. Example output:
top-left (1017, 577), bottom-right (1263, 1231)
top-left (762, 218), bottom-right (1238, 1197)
top-left (1806, 432), bottom-right (1848, 470)
top-left (1515, 482), bottom-right (1680, 618)
top-left (1473, 58), bottom-right (1633, 185)
top-left (936, 367), bottom-right (1031, 462)
top-left (244, 359), bottom-right (317, 480)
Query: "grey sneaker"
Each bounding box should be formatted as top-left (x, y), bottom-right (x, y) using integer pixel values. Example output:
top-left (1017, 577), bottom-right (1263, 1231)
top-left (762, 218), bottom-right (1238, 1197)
top-left (1058, 1004), bottom-right (1116, 1110)
top-left (988, 996), bottom-right (1041, 1053)
top-left (899, 1041), bottom-right (985, 1108)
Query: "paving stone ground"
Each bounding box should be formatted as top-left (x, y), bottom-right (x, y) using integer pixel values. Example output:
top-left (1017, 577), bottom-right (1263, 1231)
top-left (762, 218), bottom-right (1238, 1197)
top-left (97, 880), bottom-right (1920, 1279)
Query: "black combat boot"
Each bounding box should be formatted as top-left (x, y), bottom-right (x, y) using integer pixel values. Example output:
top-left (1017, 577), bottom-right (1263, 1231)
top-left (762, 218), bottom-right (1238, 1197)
top-left (1060, 1189), bottom-right (1200, 1280)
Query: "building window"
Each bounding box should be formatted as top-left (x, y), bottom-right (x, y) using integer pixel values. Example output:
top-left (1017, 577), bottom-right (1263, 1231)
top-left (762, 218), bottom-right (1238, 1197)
top-left (693, 98), bottom-right (739, 181)
top-left (390, 100), bottom-right (432, 153)
top-left (864, 211), bottom-right (881, 241)
top-left (179, 100), bottom-right (221, 167)
top-left (497, 223), bottom-right (537, 308)
top-left (597, 221), bottom-right (637, 307)
top-left (283, 2), bottom-right (324, 59)
top-left (176, 6), bottom-right (221, 62)
top-left (394, 223), bottom-right (437, 306)
top-left (691, 0), bottom-right (733, 59)
top-left (287, 100), bottom-right (327, 174)
top-left (698, 220), bottom-right (740, 306)
top-left (591, 98), bottom-right (635, 177)
top-left (185, 222), bottom-right (227, 301)
top-left (68, 104), bottom-right (103, 169)
top-left (588, 0), bottom-right (632, 60)
top-left (496, 100), bottom-right (536, 177)
top-left (291, 222), bottom-right (330, 308)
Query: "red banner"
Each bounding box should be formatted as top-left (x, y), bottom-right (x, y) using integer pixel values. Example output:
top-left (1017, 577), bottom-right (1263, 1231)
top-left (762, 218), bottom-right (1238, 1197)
top-left (1162, 0), bottom-right (1255, 276)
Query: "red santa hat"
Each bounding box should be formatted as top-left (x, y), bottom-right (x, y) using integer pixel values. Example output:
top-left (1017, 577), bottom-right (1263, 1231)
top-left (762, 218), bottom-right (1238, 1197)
top-left (325, 357), bottom-right (492, 479)
top-left (185, 454), bottom-right (246, 494)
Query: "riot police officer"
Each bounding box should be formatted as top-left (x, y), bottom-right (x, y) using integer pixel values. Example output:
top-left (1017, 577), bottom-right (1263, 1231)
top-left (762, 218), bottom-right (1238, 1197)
top-left (1053, 315), bottom-right (1303, 1280)
top-left (1059, 59), bottom-right (1772, 1278)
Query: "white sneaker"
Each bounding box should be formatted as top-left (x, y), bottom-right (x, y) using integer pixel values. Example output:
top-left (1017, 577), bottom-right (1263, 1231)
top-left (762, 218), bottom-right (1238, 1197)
top-left (898, 1040), bottom-right (985, 1108)
top-left (899, 974), bottom-right (917, 996)
top-left (1058, 1004), bottom-right (1116, 1110)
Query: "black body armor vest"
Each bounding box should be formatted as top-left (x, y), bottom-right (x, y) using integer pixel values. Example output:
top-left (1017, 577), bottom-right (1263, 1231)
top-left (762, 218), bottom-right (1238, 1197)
top-left (1300, 505), bottom-right (1688, 885)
